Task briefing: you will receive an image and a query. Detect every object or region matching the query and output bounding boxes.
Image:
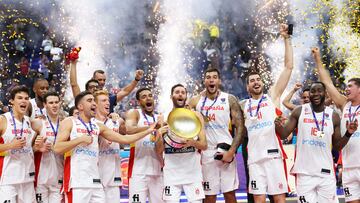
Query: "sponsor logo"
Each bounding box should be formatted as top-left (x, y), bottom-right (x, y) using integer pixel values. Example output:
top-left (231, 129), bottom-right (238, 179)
top-left (131, 194), bottom-right (140, 203)
top-left (247, 121), bottom-right (272, 131)
top-left (99, 148), bottom-right (120, 156)
top-left (74, 147), bottom-right (97, 157)
top-left (10, 147), bottom-right (32, 155)
top-left (36, 193), bottom-right (43, 203)
top-left (164, 186), bottom-right (171, 196)
top-left (351, 132), bottom-right (360, 138)
top-left (302, 139), bottom-right (326, 148)
top-left (205, 123), bottom-right (227, 130)
top-left (203, 182), bottom-right (210, 191)
top-left (299, 196), bottom-right (308, 203)
top-left (344, 187), bottom-right (352, 197)
top-left (142, 140), bottom-right (155, 147)
top-left (251, 180), bottom-right (258, 190)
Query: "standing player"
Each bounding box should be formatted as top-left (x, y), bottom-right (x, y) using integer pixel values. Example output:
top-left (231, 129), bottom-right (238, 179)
top-left (0, 85), bottom-right (36, 202)
top-left (282, 83), bottom-right (310, 111)
top-left (189, 69), bottom-right (245, 203)
top-left (240, 24), bottom-right (293, 203)
top-left (314, 47), bottom-right (360, 203)
top-left (31, 92), bottom-right (64, 203)
top-left (53, 91), bottom-right (157, 203)
top-left (155, 84), bottom-right (207, 203)
top-left (275, 82), bottom-right (358, 202)
top-left (125, 87), bottom-right (164, 203)
top-left (28, 78), bottom-right (49, 119)
top-left (93, 90), bottom-right (125, 203)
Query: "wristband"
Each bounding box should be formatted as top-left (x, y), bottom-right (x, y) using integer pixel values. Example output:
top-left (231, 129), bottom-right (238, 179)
top-left (135, 78), bottom-right (141, 82)
top-left (345, 131), bottom-right (352, 138)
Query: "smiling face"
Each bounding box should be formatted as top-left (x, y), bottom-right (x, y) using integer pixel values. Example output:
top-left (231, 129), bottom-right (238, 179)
top-left (246, 73), bottom-right (264, 96)
top-left (11, 91), bottom-right (30, 115)
top-left (301, 90), bottom-right (310, 104)
top-left (345, 80), bottom-right (360, 102)
top-left (171, 86), bottom-right (187, 108)
top-left (309, 83), bottom-right (326, 106)
top-left (137, 89), bottom-right (154, 114)
top-left (44, 95), bottom-right (61, 116)
top-left (204, 71), bottom-right (221, 95)
top-left (95, 94), bottom-right (110, 116)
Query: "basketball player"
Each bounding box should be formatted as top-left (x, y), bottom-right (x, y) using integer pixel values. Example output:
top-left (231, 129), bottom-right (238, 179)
top-left (282, 83), bottom-right (310, 111)
top-left (240, 24), bottom-right (293, 203)
top-left (0, 85), bottom-right (36, 202)
top-left (28, 78), bottom-right (49, 119)
top-left (93, 90), bottom-right (125, 203)
top-left (314, 47), bottom-right (360, 203)
top-left (275, 82), bottom-right (358, 202)
top-left (125, 87), bottom-right (164, 203)
top-left (156, 84), bottom-right (207, 203)
top-left (53, 91), bottom-right (157, 203)
top-left (188, 68), bottom-right (245, 203)
top-left (31, 92), bottom-right (64, 203)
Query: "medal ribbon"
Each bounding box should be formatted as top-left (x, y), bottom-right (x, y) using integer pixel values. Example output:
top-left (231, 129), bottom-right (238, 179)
top-left (142, 111), bottom-right (155, 126)
top-left (200, 91), bottom-right (219, 118)
top-left (248, 96), bottom-right (265, 119)
top-left (10, 110), bottom-right (24, 138)
top-left (78, 117), bottom-right (94, 136)
top-left (46, 115), bottom-right (59, 143)
top-left (348, 105), bottom-right (360, 122)
top-left (311, 106), bottom-right (325, 133)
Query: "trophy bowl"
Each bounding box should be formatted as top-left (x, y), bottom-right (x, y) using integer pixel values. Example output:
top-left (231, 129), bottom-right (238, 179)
top-left (165, 108), bottom-right (201, 148)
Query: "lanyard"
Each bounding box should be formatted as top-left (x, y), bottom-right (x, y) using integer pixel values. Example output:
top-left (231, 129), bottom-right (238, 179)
top-left (46, 115), bottom-right (59, 143)
top-left (10, 110), bottom-right (24, 138)
top-left (142, 111), bottom-right (155, 126)
top-left (311, 107), bottom-right (325, 132)
top-left (78, 117), bottom-right (93, 136)
top-left (348, 105), bottom-right (360, 122)
top-left (201, 92), bottom-right (219, 118)
top-left (248, 96), bottom-right (265, 118)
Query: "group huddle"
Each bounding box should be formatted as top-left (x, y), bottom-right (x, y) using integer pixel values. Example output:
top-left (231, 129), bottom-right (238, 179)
top-left (0, 24), bottom-right (359, 203)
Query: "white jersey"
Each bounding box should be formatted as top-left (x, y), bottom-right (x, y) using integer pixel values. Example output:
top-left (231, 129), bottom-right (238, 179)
top-left (195, 92), bottom-right (232, 162)
top-left (341, 102), bottom-right (360, 169)
top-left (128, 109), bottom-right (161, 177)
top-left (163, 138), bottom-right (202, 186)
top-left (63, 118), bottom-right (102, 192)
top-left (35, 119), bottom-right (64, 186)
top-left (96, 118), bottom-right (122, 187)
top-left (243, 94), bottom-right (285, 164)
top-left (0, 112), bottom-right (35, 185)
top-left (30, 98), bottom-right (46, 119)
top-left (292, 104), bottom-right (335, 177)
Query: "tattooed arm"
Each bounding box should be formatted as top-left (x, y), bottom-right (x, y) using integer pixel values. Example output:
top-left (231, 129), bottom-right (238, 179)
top-left (222, 94), bottom-right (245, 163)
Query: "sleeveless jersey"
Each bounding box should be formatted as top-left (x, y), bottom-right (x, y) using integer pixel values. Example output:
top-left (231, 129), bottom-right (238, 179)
top-left (340, 102), bottom-right (360, 169)
top-left (34, 119), bottom-right (64, 186)
top-left (63, 118), bottom-right (102, 192)
top-left (30, 98), bottom-right (46, 119)
top-left (96, 118), bottom-right (122, 187)
top-left (292, 104), bottom-right (335, 177)
top-left (163, 136), bottom-right (202, 185)
top-left (128, 109), bottom-right (161, 177)
top-left (0, 112), bottom-right (35, 185)
top-left (195, 92), bottom-right (232, 162)
top-left (243, 94), bottom-right (284, 164)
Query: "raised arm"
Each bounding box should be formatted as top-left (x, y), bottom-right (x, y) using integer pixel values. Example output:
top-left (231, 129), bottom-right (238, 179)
top-left (269, 24), bottom-right (294, 108)
top-left (188, 95), bottom-right (201, 110)
top-left (275, 106), bottom-right (301, 139)
top-left (332, 112), bottom-right (358, 151)
top-left (53, 118), bottom-right (92, 154)
top-left (222, 94), bottom-right (245, 162)
top-left (69, 61), bottom-right (81, 98)
top-left (116, 70), bottom-right (143, 102)
top-left (282, 83), bottom-right (302, 111)
top-left (125, 109), bottom-right (149, 134)
top-left (312, 47), bottom-right (347, 109)
top-left (99, 122), bottom-right (154, 145)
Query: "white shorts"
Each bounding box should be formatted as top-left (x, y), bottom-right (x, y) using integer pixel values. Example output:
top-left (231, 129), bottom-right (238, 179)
top-left (202, 158), bottom-right (239, 195)
top-left (36, 184), bottom-right (63, 203)
top-left (163, 182), bottom-right (205, 202)
top-left (65, 188), bottom-right (105, 203)
top-left (0, 182), bottom-right (35, 203)
top-left (129, 175), bottom-right (163, 203)
top-left (248, 158), bottom-right (288, 195)
top-left (296, 174), bottom-right (339, 203)
top-left (342, 167), bottom-right (360, 202)
top-left (104, 186), bottom-right (120, 203)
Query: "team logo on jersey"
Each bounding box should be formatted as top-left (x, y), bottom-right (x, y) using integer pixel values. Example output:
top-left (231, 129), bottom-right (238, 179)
top-left (203, 182), bottom-right (210, 191)
top-left (164, 186), bottom-right (171, 196)
top-left (220, 98), bottom-right (226, 104)
top-left (250, 180), bottom-right (258, 190)
top-left (344, 187), bottom-right (352, 197)
top-left (299, 196), bottom-right (308, 203)
top-left (131, 194), bottom-right (140, 203)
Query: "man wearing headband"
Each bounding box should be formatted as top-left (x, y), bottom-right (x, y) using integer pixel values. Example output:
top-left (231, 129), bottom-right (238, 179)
top-left (31, 92), bottom-right (63, 203)
top-left (125, 87), bottom-right (163, 203)
top-left (156, 84), bottom-right (207, 203)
